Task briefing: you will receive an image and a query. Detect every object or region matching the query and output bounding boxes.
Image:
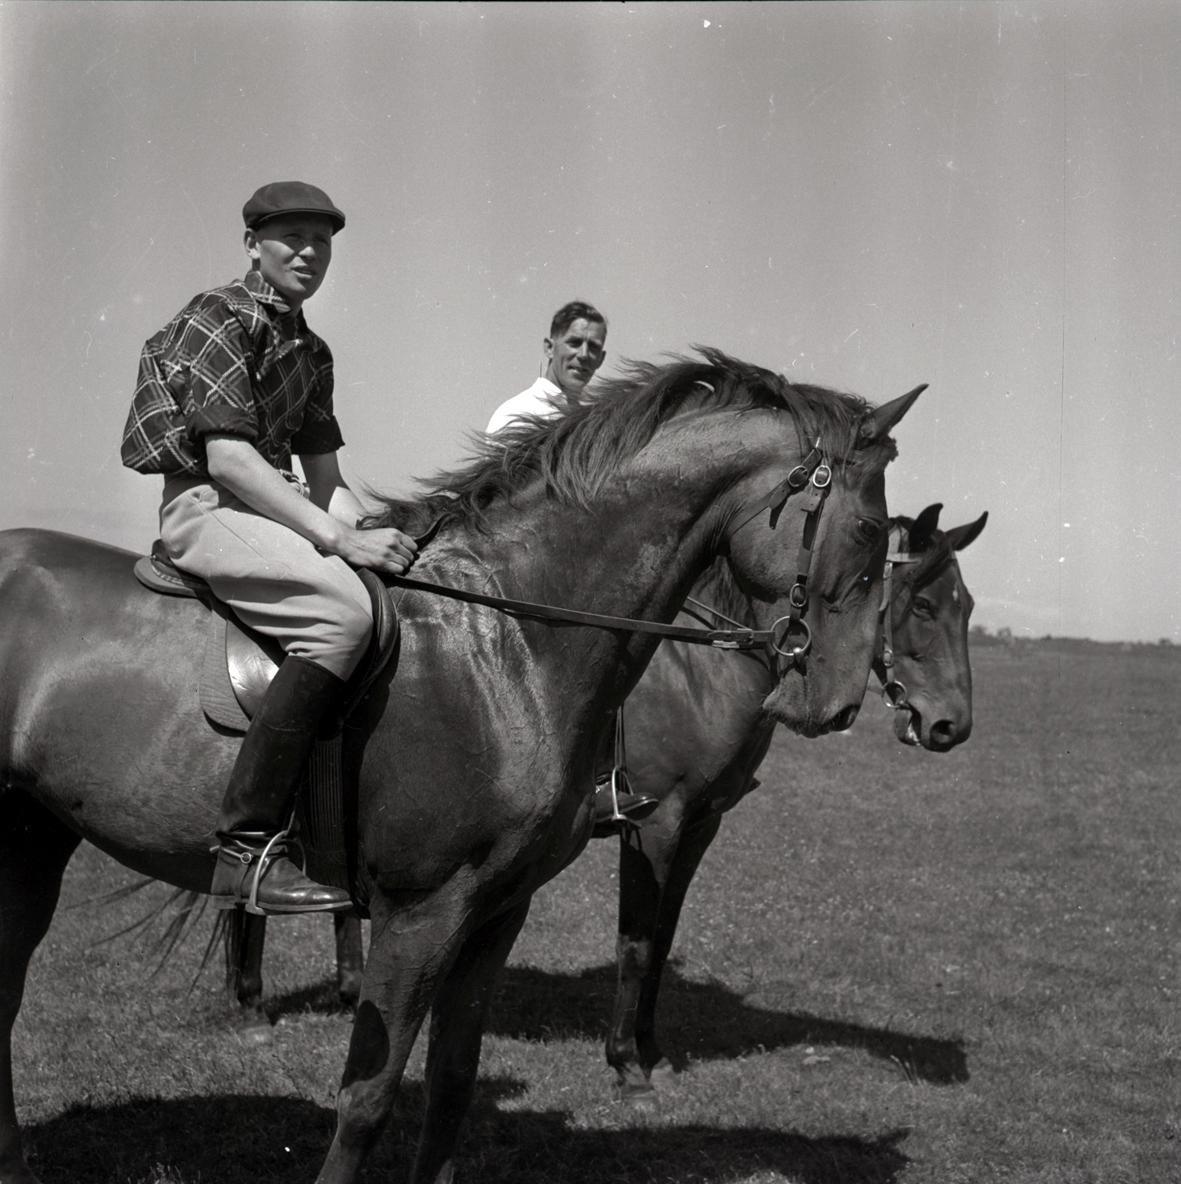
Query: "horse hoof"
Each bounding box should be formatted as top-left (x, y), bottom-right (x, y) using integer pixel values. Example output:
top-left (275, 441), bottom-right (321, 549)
top-left (612, 1068), bottom-right (655, 1102)
top-left (647, 1058), bottom-right (676, 1088)
top-left (234, 1012), bottom-right (274, 1046)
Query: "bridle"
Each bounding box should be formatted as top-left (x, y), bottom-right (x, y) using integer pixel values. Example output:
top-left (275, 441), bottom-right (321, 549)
top-left (719, 441), bottom-right (831, 666)
top-left (876, 524), bottom-right (920, 709)
top-left (385, 441), bottom-right (833, 670)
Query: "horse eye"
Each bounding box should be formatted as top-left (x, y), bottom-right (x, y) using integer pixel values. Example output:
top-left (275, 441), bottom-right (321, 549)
top-left (914, 596), bottom-right (935, 617)
top-left (857, 519), bottom-right (880, 542)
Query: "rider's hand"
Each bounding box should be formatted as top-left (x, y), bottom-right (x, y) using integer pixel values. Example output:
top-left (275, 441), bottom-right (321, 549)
top-left (338, 525), bottom-right (418, 575)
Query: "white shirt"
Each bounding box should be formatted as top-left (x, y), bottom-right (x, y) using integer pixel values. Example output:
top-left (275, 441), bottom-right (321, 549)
top-left (485, 376), bottom-right (563, 434)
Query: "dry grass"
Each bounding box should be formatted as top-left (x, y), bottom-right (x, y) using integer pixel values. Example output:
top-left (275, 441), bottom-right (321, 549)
top-left (12, 639), bottom-right (1180, 1182)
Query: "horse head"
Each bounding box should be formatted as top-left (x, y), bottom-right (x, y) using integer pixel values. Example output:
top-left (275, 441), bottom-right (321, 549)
top-left (705, 367), bottom-right (924, 737)
top-left (881, 504), bottom-right (988, 750)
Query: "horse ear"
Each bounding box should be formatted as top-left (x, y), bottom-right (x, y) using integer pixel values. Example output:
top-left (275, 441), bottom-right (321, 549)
top-left (909, 503), bottom-right (943, 551)
top-left (943, 510), bottom-right (989, 552)
top-left (862, 384), bottom-right (927, 444)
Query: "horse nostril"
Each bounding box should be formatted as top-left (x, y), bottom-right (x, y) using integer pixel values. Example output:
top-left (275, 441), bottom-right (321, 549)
top-left (832, 704), bottom-right (860, 732)
top-left (928, 720), bottom-right (956, 749)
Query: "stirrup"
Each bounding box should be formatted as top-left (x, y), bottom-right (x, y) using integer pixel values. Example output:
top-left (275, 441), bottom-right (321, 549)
top-left (607, 767), bottom-right (631, 824)
top-left (245, 829), bottom-right (294, 916)
top-left (212, 825), bottom-right (314, 915)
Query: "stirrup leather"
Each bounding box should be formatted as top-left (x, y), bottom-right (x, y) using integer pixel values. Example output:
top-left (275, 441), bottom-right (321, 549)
top-left (608, 706), bottom-right (629, 823)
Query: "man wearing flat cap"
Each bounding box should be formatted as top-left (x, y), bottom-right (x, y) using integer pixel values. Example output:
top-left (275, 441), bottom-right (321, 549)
top-left (122, 181), bottom-right (416, 915)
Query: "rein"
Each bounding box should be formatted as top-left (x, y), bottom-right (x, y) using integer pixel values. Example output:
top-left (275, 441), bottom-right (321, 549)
top-left (387, 444), bottom-right (832, 666)
top-left (876, 524), bottom-right (919, 709)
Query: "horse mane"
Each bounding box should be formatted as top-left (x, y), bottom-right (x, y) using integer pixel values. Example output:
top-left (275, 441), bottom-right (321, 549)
top-left (368, 348), bottom-right (897, 537)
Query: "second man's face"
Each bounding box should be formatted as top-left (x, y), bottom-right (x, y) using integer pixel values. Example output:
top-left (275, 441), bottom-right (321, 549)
top-left (246, 213), bottom-right (335, 309)
top-left (545, 318), bottom-right (607, 394)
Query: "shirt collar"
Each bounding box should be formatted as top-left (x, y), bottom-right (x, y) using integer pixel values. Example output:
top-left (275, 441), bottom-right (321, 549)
top-left (242, 268), bottom-right (296, 316)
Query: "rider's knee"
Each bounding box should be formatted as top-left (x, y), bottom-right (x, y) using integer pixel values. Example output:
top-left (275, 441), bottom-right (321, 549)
top-left (336, 595), bottom-right (374, 659)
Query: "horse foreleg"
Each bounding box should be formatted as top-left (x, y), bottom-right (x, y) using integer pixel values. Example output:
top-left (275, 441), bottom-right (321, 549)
top-left (0, 791), bottom-right (81, 1184)
top-left (632, 812), bottom-right (723, 1086)
top-left (411, 898), bottom-right (531, 1184)
top-left (333, 914), bottom-right (364, 1010)
top-left (606, 826), bottom-right (666, 1097)
top-left (314, 892), bottom-right (474, 1184)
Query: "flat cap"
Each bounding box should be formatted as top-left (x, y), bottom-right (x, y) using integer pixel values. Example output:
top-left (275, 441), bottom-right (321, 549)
top-left (242, 181), bottom-right (345, 233)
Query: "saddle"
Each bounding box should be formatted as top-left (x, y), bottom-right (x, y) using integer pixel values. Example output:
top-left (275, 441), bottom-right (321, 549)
top-left (133, 540), bottom-right (399, 733)
top-left (133, 541), bottom-right (400, 898)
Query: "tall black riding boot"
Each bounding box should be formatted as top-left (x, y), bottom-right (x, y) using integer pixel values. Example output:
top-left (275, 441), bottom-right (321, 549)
top-left (210, 654), bottom-right (353, 915)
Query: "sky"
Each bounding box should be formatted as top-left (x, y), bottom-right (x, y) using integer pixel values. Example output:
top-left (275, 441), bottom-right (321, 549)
top-left (1, 1), bottom-right (1178, 642)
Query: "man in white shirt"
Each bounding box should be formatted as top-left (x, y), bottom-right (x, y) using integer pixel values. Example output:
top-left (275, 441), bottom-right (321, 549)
top-left (485, 301), bottom-right (608, 433)
top-left (485, 301), bottom-right (657, 831)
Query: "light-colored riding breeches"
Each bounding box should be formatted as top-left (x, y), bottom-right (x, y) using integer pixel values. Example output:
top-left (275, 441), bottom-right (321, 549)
top-left (159, 476), bottom-right (373, 681)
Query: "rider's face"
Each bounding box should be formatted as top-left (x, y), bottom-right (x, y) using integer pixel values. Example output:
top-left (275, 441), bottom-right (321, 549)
top-left (245, 214), bottom-right (335, 309)
top-left (544, 318), bottom-right (607, 394)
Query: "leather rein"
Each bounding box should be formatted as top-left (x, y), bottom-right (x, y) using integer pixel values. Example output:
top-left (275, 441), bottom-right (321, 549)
top-left (387, 444), bottom-right (833, 667)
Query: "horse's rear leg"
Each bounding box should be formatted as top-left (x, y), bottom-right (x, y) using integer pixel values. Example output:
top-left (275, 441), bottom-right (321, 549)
top-left (411, 899), bottom-right (531, 1184)
top-left (0, 790), bottom-right (81, 1184)
top-left (225, 910), bottom-right (272, 1042)
top-left (333, 914), bottom-right (364, 1010)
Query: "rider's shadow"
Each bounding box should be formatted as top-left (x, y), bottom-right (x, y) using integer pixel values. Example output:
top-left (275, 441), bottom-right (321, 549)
top-left (20, 1085), bottom-right (911, 1184)
top-left (486, 961), bottom-right (969, 1086)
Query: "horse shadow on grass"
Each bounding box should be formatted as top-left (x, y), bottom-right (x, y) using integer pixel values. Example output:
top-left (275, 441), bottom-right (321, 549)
top-left (21, 1083), bottom-right (911, 1184)
top-left (484, 961), bottom-right (969, 1086)
top-left (255, 961), bottom-right (966, 1088)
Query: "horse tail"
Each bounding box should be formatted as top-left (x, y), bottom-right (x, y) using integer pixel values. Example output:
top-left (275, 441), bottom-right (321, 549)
top-left (86, 880), bottom-right (218, 989)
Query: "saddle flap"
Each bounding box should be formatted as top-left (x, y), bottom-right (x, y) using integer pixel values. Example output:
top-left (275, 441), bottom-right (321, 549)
top-left (226, 617), bottom-right (284, 719)
top-left (201, 568), bottom-right (398, 733)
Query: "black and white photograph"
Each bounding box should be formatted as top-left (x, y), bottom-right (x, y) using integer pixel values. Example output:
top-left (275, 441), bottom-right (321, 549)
top-left (0, 3), bottom-right (1176, 1182)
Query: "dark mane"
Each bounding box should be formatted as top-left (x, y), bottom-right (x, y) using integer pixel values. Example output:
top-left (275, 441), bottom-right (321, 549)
top-left (369, 348), bottom-right (896, 536)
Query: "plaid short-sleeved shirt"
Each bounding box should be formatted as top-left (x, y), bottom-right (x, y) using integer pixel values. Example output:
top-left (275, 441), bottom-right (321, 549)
top-left (120, 270), bottom-right (344, 476)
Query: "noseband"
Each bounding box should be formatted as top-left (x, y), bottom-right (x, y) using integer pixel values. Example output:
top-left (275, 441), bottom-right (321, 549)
top-left (877, 524), bottom-right (919, 709)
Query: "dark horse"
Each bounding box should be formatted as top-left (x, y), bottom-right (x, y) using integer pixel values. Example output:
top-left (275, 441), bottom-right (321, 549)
top-left (601, 502), bottom-right (987, 1095)
top-left (223, 505), bottom-right (987, 1090)
top-left (0, 352), bottom-right (920, 1184)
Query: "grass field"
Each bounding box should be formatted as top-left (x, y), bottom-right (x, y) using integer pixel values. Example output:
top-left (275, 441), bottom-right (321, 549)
top-left (11, 639), bottom-right (1181, 1183)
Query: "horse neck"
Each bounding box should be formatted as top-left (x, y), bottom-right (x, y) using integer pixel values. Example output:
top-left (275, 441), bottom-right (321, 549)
top-left (685, 558), bottom-right (760, 629)
top-left (423, 424), bottom-right (765, 704)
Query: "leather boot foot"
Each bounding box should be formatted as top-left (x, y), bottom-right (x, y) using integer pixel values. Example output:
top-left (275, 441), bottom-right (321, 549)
top-left (211, 833), bottom-right (352, 916)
